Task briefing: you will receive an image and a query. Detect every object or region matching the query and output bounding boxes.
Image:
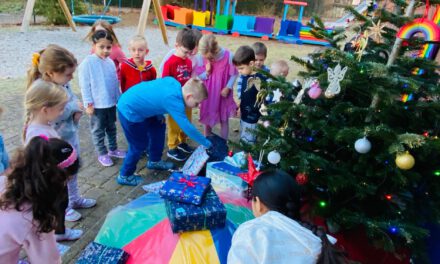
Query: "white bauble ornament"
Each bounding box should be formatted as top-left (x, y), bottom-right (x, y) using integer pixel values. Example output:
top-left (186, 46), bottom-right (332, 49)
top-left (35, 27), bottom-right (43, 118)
top-left (354, 137), bottom-right (371, 154)
top-left (267, 151), bottom-right (281, 164)
top-left (263, 121), bottom-right (271, 128)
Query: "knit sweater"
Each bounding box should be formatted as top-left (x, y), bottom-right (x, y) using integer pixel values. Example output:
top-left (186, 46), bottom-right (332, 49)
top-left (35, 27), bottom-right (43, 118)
top-left (119, 58), bottom-right (157, 93)
top-left (79, 54), bottom-right (120, 109)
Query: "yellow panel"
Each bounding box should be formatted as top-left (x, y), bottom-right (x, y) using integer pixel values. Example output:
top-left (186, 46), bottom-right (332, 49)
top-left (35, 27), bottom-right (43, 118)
top-left (169, 230), bottom-right (220, 264)
top-left (193, 11), bottom-right (207, 27)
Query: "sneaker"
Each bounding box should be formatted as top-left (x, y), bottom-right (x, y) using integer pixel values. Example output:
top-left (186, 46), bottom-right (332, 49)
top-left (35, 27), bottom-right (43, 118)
top-left (117, 174), bottom-right (143, 186)
top-left (177, 143), bottom-right (195, 153)
top-left (98, 154), bottom-right (113, 167)
top-left (55, 228), bottom-right (83, 241)
top-left (65, 208), bottom-right (81, 222)
top-left (167, 148), bottom-right (187, 161)
top-left (71, 197), bottom-right (97, 209)
top-left (147, 160), bottom-right (175, 170)
top-left (108, 149), bottom-right (126, 159)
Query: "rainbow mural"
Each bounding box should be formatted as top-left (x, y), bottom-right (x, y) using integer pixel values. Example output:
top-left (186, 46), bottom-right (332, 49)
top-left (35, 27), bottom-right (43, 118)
top-left (397, 18), bottom-right (440, 42)
top-left (397, 7), bottom-right (440, 75)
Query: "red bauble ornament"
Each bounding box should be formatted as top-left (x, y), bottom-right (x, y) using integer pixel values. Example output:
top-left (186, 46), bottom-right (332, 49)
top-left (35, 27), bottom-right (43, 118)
top-left (228, 150), bottom-right (233, 157)
top-left (296, 173), bottom-right (308, 185)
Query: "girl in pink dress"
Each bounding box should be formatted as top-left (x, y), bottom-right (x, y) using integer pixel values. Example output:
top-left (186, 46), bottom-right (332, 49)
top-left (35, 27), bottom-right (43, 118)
top-left (194, 34), bottom-right (238, 139)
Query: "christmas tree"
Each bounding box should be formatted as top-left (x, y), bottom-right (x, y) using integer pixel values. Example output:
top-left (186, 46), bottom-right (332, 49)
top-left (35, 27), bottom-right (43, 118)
top-left (242, 0), bottom-right (440, 260)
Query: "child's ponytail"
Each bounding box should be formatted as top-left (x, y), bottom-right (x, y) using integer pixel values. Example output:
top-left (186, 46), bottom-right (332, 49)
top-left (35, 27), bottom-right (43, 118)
top-left (26, 45), bottom-right (77, 89)
top-left (0, 136), bottom-right (79, 234)
top-left (26, 50), bottom-right (44, 89)
top-left (22, 110), bottom-right (31, 142)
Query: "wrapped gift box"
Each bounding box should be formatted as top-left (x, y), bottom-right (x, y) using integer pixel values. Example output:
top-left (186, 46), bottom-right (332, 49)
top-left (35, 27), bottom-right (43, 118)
top-left (159, 172), bottom-right (211, 205)
top-left (165, 189), bottom-right (227, 233)
top-left (76, 242), bottom-right (128, 264)
top-left (182, 145), bottom-right (209, 176)
top-left (206, 161), bottom-right (248, 196)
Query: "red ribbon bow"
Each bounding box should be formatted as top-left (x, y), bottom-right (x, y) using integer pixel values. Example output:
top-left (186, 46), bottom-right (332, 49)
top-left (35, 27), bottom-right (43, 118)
top-left (179, 177), bottom-right (196, 188)
top-left (239, 154), bottom-right (262, 187)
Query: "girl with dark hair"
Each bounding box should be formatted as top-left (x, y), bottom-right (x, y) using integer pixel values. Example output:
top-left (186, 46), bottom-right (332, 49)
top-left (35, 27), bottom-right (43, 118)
top-left (228, 170), bottom-right (348, 264)
top-left (79, 30), bottom-right (125, 168)
top-left (0, 136), bottom-right (80, 263)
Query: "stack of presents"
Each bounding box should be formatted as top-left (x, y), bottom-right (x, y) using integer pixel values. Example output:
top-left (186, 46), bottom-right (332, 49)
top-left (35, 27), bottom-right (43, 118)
top-left (76, 135), bottom-right (254, 263)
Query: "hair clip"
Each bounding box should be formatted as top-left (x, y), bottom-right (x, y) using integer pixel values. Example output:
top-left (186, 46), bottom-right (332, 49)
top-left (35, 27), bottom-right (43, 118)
top-left (32, 53), bottom-right (40, 67)
top-left (39, 134), bottom-right (49, 141)
top-left (58, 148), bottom-right (77, 169)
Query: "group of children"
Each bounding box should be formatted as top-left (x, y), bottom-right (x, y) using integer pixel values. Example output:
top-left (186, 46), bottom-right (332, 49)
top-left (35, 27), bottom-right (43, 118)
top-left (0, 20), bottom-right (309, 263)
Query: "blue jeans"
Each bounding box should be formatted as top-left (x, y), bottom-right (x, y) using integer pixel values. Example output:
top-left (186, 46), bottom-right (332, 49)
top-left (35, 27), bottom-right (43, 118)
top-left (90, 106), bottom-right (117, 155)
top-left (119, 110), bottom-right (166, 176)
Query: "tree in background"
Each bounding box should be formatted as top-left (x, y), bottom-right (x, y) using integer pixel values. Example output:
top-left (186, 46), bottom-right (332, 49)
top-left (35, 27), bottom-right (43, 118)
top-left (242, 0), bottom-right (440, 261)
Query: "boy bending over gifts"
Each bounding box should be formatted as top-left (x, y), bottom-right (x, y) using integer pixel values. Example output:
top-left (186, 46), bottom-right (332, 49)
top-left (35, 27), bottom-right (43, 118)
top-left (116, 77), bottom-right (212, 186)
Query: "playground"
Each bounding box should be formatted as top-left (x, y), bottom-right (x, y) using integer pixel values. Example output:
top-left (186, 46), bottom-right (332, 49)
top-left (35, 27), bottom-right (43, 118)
top-left (0, 3), bottom-right (316, 262)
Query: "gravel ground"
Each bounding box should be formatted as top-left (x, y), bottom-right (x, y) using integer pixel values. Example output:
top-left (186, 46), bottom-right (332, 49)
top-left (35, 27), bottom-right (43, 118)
top-left (0, 25), bottom-right (177, 79)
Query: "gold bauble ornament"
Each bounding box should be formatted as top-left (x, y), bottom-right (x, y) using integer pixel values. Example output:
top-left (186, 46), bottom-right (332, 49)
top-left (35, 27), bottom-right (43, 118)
top-left (395, 151), bottom-right (415, 170)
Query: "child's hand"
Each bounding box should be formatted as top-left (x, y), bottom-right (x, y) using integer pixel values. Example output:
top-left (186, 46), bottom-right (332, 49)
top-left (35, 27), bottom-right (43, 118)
top-left (73, 112), bottom-right (83, 123)
top-left (220, 87), bottom-right (230, 98)
top-left (86, 105), bottom-right (94, 116)
top-left (236, 106), bottom-right (241, 118)
top-left (206, 62), bottom-right (212, 75)
top-left (77, 101), bottom-right (84, 111)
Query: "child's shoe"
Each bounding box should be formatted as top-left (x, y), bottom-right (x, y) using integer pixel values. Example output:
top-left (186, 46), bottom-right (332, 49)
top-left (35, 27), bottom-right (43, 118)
top-left (117, 174), bottom-right (143, 186)
top-left (98, 154), bottom-right (113, 167)
top-left (71, 197), bottom-right (97, 209)
top-left (147, 160), bottom-right (174, 170)
top-left (55, 228), bottom-right (83, 241)
top-left (108, 149), bottom-right (127, 159)
top-left (177, 143), bottom-right (195, 153)
top-left (65, 208), bottom-right (81, 222)
top-left (166, 148), bottom-right (187, 161)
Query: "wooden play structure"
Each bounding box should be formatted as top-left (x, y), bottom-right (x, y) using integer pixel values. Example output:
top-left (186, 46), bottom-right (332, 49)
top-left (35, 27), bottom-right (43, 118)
top-left (159, 0), bottom-right (370, 46)
top-left (21, 0), bottom-right (77, 32)
top-left (20, 0), bottom-right (168, 45)
top-left (71, 0), bottom-right (122, 25)
top-left (277, 1), bottom-right (331, 46)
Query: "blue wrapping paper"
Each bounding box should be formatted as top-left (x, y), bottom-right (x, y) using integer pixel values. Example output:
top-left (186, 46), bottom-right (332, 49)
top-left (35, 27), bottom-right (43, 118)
top-left (76, 242), bottom-right (128, 264)
top-left (159, 172), bottom-right (211, 205)
top-left (165, 189), bottom-right (227, 233)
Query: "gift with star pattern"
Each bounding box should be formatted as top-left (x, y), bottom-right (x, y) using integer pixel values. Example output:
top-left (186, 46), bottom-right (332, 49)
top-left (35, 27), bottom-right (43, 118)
top-left (159, 172), bottom-right (211, 206)
top-left (165, 188), bottom-right (227, 233)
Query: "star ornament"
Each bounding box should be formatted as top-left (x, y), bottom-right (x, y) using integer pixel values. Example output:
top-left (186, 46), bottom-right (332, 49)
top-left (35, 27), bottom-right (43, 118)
top-left (272, 88), bottom-right (283, 103)
top-left (238, 154), bottom-right (262, 187)
top-left (368, 20), bottom-right (386, 43)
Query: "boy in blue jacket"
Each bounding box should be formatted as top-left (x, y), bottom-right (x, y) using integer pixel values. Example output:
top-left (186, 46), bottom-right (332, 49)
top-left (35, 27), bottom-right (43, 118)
top-left (116, 77), bottom-right (212, 186)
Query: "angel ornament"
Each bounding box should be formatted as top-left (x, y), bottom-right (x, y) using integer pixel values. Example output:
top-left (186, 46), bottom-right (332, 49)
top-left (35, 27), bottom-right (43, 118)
top-left (325, 63), bottom-right (348, 98)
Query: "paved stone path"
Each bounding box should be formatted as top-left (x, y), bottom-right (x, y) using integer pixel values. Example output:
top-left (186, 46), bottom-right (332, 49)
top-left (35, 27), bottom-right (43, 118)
top-left (0, 77), bottom-right (241, 263)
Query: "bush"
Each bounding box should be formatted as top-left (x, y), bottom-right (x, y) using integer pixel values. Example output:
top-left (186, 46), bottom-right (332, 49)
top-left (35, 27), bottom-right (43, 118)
top-left (34, 0), bottom-right (86, 25)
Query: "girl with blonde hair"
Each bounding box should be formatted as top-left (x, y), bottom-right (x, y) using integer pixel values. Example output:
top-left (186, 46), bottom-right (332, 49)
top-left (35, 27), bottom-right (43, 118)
top-left (193, 34), bottom-right (238, 139)
top-left (28, 44), bottom-right (97, 223)
top-left (23, 79), bottom-right (83, 241)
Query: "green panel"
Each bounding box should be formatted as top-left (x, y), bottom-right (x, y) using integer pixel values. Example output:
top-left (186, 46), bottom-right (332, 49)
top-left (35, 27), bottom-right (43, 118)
top-left (214, 15), bottom-right (233, 30)
top-left (95, 203), bottom-right (167, 248)
top-left (224, 204), bottom-right (254, 225)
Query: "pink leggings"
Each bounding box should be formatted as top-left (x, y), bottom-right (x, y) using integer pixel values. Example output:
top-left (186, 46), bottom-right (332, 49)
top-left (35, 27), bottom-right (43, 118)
top-left (204, 121), bottom-right (229, 139)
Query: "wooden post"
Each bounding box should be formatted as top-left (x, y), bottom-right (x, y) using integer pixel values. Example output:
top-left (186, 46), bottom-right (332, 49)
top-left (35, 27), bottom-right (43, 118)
top-left (20, 0), bottom-right (36, 32)
top-left (152, 0), bottom-right (168, 45)
top-left (387, 0), bottom-right (417, 67)
top-left (58, 0), bottom-right (77, 32)
top-left (137, 0), bottom-right (152, 35)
